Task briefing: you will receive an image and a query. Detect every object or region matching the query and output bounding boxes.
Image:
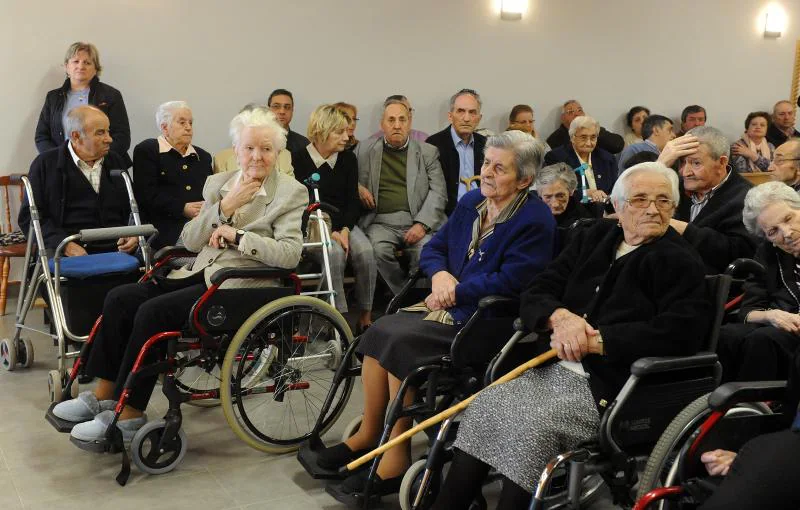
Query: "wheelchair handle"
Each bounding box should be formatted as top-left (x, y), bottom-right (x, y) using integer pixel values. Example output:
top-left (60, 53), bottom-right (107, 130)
top-left (78, 224), bottom-right (158, 243)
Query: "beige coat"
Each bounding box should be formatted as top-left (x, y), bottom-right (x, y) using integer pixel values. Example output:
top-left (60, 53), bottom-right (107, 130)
top-left (168, 169), bottom-right (308, 288)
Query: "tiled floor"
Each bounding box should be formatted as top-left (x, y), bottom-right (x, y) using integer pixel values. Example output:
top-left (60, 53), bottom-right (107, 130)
top-left (0, 298), bottom-right (619, 509)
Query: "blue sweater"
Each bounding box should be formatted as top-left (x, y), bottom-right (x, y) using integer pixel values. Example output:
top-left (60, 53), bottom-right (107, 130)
top-left (419, 189), bottom-right (556, 325)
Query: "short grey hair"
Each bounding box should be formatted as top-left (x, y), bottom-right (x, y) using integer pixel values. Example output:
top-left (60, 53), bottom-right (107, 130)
top-left (562, 99), bottom-right (579, 112)
top-left (535, 163), bottom-right (578, 194)
top-left (484, 131), bottom-right (545, 182)
top-left (568, 115), bottom-right (599, 138)
top-left (64, 105), bottom-right (105, 138)
top-left (449, 88), bottom-right (482, 112)
top-left (742, 181), bottom-right (800, 237)
top-left (610, 162), bottom-right (680, 209)
top-left (687, 125), bottom-right (730, 160)
top-left (228, 106), bottom-right (287, 151)
top-left (383, 98), bottom-right (409, 114)
top-left (156, 100), bottom-right (191, 130)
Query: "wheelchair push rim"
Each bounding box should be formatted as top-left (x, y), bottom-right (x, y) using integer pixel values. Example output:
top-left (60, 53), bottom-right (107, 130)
top-left (220, 295), bottom-right (354, 454)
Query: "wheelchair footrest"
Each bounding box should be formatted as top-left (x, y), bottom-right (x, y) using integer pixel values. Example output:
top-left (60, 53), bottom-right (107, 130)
top-left (297, 441), bottom-right (349, 480)
top-left (69, 435), bottom-right (121, 454)
top-left (45, 402), bottom-right (78, 433)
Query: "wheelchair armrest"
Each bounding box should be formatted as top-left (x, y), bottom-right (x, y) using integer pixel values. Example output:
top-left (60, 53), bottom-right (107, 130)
top-left (513, 317), bottom-right (526, 332)
top-left (630, 352), bottom-right (719, 377)
top-left (209, 266), bottom-right (294, 285)
top-left (154, 246), bottom-right (197, 261)
top-left (385, 268), bottom-right (424, 314)
top-left (318, 202), bottom-right (341, 216)
top-left (707, 381), bottom-right (788, 411)
top-left (477, 295), bottom-right (516, 311)
top-left (725, 258), bottom-right (766, 280)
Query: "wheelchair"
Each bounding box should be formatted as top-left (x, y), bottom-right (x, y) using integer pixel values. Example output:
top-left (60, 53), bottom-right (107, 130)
top-left (296, 267), bottom-right (525, 508)
top-left (42, 174), bottom-right (355, 485)
top-left (633, 380), bottom-right (786, 509)
top-left (0, 170), bottom-right (156, 402)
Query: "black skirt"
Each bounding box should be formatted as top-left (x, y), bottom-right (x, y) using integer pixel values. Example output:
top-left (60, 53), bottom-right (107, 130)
top-left (356, 312), bottom-right (457, 380)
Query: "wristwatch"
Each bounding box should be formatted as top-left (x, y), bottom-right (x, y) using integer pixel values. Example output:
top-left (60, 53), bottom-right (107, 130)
top-left (596, 332), bottom-right (605, 355)
top-left (235, 229), bottom-right (246, 245)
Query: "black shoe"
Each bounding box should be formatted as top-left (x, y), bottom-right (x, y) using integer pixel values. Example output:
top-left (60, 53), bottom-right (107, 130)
top-left (317, 442), bottom-right (372, 470)
top-left (326, 469), bottom-right (404, 505)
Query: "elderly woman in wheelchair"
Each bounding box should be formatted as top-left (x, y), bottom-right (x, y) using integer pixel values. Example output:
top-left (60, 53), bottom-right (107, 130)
top-left (50, 108), bottom-right (308, 448)
top-left (429, 162), bottom-right (713, 510)
top-left (313, 131), bottom-right (557, 500)
top-left (717, 181), bottom-right (800, 383)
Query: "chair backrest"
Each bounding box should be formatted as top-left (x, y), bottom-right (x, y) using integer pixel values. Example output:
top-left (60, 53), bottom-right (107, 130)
top-left (0, 174), bottom-right (24, 235)
top-left (603, 275), bottom-right (731, 452)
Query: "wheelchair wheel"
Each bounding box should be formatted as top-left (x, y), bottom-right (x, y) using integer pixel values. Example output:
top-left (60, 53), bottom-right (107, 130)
top-left (0, 338), bottom-right (16, 371)
top-left (48, 369), bottom-right (62, 402)
top-left (220, 295), bottom-right (354, 454)
top-left (19, 338), bottom-right (34, 368)
top-left (130, 420), bottom-right (188, 475)
top-left (173, 349), bottom-right (221, 408)
top-left (400, 459), bottom-right (440, 510)
top-left (637, 393), bottom-right (769, 505)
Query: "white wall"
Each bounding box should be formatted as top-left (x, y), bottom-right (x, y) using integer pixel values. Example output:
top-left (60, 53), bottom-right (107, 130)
top-left (2, 0), bottom-right (799, 175)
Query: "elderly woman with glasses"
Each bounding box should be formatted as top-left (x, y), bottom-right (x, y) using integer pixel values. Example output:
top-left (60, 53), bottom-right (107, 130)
top-left (544, 116), bottom-right (617, 205)
top-left (51, 108), bottom-right (308, 445)
top-left (717, 181), bottom-right (800, 383)
top-left (431, 162), bottom-right (712, 510)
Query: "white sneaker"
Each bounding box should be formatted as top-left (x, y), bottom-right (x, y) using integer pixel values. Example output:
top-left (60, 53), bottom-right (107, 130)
top-left (52, 391), bottom-right (116, 423)
top-left (70, 410), bottom-right (147, 443)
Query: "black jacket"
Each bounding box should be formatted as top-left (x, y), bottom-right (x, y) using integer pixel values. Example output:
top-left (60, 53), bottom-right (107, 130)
top-left (286, 129), bottom-right (310, 154)
top-left (739, 241), bottom-right (800, 320)
top-left (766, 124), bottom-right (800, 148)
top-left (426, 126), bottom-right (487, 216)
top-left (543, 145), bottom-right (618, 196)
top-left (291, 148), bottom-right (360, 231)
top-left (546, 124), bottom-right (624, 154)
top-left (520, 220), bottom-right (711, 411)
top-left (132, 138), bottom-right (212, 249)
top-left (35, 76), bottom-right (132, 168)
top-left (675, 170), bottom-right (758, 274)
top-left (18, 143), bottom-right (131, 250)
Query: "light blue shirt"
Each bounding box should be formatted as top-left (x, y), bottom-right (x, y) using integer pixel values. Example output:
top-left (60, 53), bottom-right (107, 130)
top-left (617, 139), bottom-right (659, 174)
top-left (451, 125), bottom-right (475, 200)
top-left (62, 88), bottom-right (90, 140)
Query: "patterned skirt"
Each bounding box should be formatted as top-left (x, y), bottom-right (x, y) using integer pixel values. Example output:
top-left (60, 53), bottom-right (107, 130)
top-left (453, 363), bottom-right (600, 491)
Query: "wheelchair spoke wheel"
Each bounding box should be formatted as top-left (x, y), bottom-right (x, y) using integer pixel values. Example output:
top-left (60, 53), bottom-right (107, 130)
top-left (220, 295), bottom-right (354, 454)
top-left (130, 420), bottom-right (188, 475)
top-left (173, 349), bottom-right (222, 408)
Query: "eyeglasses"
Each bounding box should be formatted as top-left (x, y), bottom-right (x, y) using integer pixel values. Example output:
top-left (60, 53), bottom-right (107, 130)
top-left (565, 108), bottom-right (585, 116)
top-left (625, 197), bottom-right (674, 210)
top-left (573, 135), bottom-right (597, 143)
top-left (773, 157), bottom-right (800, 165)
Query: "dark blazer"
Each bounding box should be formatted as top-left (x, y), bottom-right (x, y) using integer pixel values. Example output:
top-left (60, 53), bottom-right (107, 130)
top-left (520, 220), bottom-right (711, 411)
top-left (546, 125), bottom-right (624, 154)
top-left (425, 127), bottom-right (487, 216)
top-left (132, 138), bottom-right (212, 249)
top-left (543, 145), bottom-right (617, 196)
top-left (292, 148), bottom-right (360, 232)
top-left (766, 124), bottom-right (800, 148)
top-left (739, 241), bottom-right (800, 320)
top-left (18, 143), bottom-right (131, 250)
top-left (419, 189), bottom-right (556, 325)
top-left (675, 170), bottom-right (758, 274)
top-left (286, 129), bottom-right (310, 154)
top-left (35, 76), bottom-right (132, 167)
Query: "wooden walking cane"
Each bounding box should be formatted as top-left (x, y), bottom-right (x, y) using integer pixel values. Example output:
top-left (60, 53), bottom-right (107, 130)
top-left (345, 348), bottom-right (559, 472)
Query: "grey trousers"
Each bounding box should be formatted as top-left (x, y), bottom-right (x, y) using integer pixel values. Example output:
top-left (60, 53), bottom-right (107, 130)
top-left (308, 226), bottom-right (375, 313)
top-left (363, 211), bottom-right (430, 295)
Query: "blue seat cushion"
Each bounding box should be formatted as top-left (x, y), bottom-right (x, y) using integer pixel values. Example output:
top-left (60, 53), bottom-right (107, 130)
top-left (48, 252), bottom-right (141, 279)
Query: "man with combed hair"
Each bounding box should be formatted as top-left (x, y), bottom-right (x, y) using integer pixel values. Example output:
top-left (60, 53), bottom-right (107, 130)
top-left (617, 114), bottom-right (675, 174)
top-left (355, 99), bottom-right (447, 294)
top-left (768, 138), bottom-right (800, 191)
top-left (19, 105), bottom-right (136, 255)
top-left (669, 126), bottom-right (758, 273)
top-left (546, 99), bottom-right (624, 154)
top-left (426, 89), bottom-right (487, 215)
top-left (676, 105), bottom-right (707, 137)
top-left (370, 95), bottom-right (429, 142)
top-left (268, 88), bottom-right (309, 153)
top-left (766, 100), bottom-right (800, 147)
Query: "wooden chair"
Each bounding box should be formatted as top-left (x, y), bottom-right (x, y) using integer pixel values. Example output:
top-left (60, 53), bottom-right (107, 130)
top-left (0, 174), bottom-right (27, 315)
top-left (740, 172), bottom-right (772, 186)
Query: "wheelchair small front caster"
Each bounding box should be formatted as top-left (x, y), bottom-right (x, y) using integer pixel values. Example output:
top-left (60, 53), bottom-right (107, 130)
top-left (18, 338), bottom-right (34, 368)
top-left (48, 370), bottom-right (62, 402)
top-left (131, 420), bottom-right (188, 475)
top-left (400, 458), bottom-right (441, 510)
top-left (0, 338), bottom-right (17, 371)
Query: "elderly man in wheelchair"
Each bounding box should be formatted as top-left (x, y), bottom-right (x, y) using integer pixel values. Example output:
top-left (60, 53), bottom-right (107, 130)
top-left (46, 107), bottom-right (311, 470)
top-left (425, 162), bottom-right (716, 510)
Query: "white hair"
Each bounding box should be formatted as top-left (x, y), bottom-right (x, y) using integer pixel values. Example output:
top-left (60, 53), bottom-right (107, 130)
top-left (228, 106), bottom-right (286, 152)
top-left (742, 181), bottom-right (800, 237)
top-left (484, 131), bottom-right (545, 182)
top-left (156, 100), bottom-right (191, 130)
top-left (610, 162), bottom-right (680, 209)
top-left (687, 125), bottom-right (730, 160)
top-left (568, 115), bottom-right (599, 138)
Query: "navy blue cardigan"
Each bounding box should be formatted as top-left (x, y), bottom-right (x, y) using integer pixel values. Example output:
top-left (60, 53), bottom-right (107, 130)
top-left (419, 189), bottom-right (556, 325)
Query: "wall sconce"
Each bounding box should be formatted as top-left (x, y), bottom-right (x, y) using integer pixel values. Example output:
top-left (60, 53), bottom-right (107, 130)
top-left (500, 0), bottom-right (526, 21)
top-left (764, 4), bottom-right (787, 38)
